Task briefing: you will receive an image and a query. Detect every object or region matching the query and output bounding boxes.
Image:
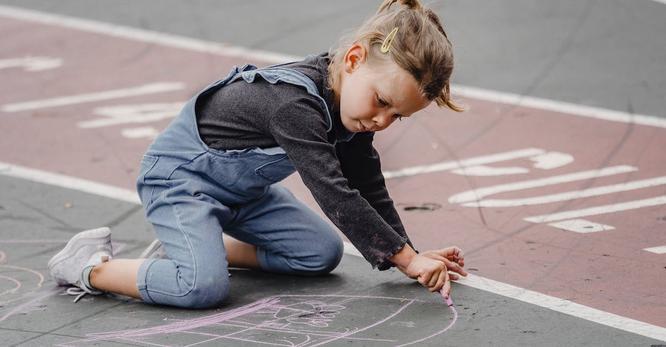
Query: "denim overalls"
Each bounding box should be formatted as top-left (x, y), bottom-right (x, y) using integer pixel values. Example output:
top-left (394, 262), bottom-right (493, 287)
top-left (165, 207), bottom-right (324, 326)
top-left (136, 63), bottom-right (345, 309)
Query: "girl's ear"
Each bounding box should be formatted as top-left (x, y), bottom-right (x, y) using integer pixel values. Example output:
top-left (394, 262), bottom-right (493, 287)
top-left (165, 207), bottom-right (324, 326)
top-left (344, 43), bottom-right (367, 74)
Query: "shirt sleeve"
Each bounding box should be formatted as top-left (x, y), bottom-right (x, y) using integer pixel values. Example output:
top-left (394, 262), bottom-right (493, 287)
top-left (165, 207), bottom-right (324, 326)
top-left (336, 132), bottom-right (417, 270)
top-left (268, 98), bottom-right (409, 269)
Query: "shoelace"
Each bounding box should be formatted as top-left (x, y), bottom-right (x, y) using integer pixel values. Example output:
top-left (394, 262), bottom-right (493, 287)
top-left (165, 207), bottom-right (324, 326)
top-left (66, 285), bottom-right (101, 303)
top-left (65, 255), bottom-right (111, 303)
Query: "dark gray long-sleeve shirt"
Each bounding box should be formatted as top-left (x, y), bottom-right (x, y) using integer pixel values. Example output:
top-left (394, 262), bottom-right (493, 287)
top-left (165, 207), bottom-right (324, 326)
top-left (196, 53), bottom-right (415, 270)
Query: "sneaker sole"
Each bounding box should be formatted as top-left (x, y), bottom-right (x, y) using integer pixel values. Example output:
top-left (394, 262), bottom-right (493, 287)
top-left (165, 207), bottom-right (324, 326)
top-left (47, 227), bottom-right (111, 270)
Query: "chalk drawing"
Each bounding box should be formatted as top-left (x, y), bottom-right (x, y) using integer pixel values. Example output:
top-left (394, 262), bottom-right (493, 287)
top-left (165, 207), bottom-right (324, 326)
top-left (58, 294), bottom-right (457, 347)
top-left (0, 239), bottom-right (128, 323)
top-left (0, 249), bottom-right (56, 322)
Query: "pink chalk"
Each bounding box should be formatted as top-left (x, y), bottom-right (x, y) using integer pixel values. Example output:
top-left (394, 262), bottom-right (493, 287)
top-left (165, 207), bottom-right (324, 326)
top-left (445, 295), bottom-right (453, 307)
top-left (440, 289), bottom-right (453, 306)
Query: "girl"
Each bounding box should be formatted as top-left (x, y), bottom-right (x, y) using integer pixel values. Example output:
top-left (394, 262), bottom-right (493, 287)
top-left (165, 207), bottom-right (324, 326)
top-left (48, 0), bottom-right (468, 308)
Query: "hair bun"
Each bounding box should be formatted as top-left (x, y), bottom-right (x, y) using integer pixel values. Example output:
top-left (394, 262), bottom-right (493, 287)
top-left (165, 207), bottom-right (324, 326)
top-left (377, 0), bottom-right (423, 14)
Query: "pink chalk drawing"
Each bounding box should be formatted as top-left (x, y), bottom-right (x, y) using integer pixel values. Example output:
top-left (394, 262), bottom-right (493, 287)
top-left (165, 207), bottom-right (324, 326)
top-left (0, 240), bottom-right (129, 323)
top-left (58, 294), bottom-right (458, 347)
top-left (0, 248), bottom-right (58, 322)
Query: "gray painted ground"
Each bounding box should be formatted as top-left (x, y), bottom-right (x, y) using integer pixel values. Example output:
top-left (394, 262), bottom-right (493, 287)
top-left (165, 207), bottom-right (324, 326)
top-left (0, 0), bottom-right (664, 118)
top-left (0, 175), bottom-right (661, 346)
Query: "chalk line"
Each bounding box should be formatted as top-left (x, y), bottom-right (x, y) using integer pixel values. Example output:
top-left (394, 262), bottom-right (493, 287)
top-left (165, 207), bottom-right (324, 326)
top-left (0, 288), bottom-right (59, 323)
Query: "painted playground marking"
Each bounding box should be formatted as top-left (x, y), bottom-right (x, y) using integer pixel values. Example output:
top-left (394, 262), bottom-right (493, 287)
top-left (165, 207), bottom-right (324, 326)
top-left (0, 56), bottom-right (62, 72)
top-left (1, 82), bottom-right (185, 113)
top-left (0, 4), bottom-right (665, 129)
top-left (389, 146), bottom-right (666, 236)
top-left (643, 246), bottom-right (666, 254)
top-left (1, 161), bottom-right (665, 342)
top-left (0, 162), bottom-right (140, 204)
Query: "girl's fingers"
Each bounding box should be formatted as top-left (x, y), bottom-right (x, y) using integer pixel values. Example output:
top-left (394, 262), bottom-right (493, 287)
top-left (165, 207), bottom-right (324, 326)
top-left (444, 259), bottom-right (468, 277)
top-left (432, 267), bottom-right (447, 292)
top-left (427, 268), bottom-right (440, 288)
top-left (418, 270), bottom-right (432, 287)
top-left (440, 247), bottom-right (465, 266)
top-left (440, 271), bottom-right (451, 297)
top-left (449, 272), bottom-right (460, 281)
top-left (441, 246), bottom-right (462, 257)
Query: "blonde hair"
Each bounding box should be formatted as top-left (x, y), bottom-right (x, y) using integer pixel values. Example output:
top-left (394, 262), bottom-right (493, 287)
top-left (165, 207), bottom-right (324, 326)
top-left (328, 0), bottom-right (464, 112)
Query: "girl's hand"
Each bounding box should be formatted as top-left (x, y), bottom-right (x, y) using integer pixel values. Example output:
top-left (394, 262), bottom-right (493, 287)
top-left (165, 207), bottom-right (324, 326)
top-left (420, 246), bottom-right (468, 281)
top-left (399, 253), bottom-right (451, 295)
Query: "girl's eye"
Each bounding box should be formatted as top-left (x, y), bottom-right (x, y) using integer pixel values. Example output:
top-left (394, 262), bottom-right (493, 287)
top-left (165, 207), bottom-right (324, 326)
top-left (394, 115), bottom-right (403, 121)
top-left (376, 95), bottom-right (389, 107)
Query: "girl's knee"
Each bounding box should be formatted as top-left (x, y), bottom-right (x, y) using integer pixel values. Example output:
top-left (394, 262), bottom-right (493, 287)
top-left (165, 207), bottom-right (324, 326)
top-left (307, 235), bottom-right (344, 275)
top-left (325, 236), bottom-right (344, 272)
top-left (162, 264), bottom-right (229, 309)
top-left (179, 275), bottom-right (230, 309)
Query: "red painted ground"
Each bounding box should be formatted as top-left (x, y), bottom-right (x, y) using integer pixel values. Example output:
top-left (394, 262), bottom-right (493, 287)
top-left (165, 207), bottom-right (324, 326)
top-left (1, 17), bottom-right (664, 326)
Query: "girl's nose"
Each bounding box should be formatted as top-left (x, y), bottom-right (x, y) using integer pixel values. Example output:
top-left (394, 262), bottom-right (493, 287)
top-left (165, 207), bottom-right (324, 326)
top-left (373, 113), bottom-right (392, 129)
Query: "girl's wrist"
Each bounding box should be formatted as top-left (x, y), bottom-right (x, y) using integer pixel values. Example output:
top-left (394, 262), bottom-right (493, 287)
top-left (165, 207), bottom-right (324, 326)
top-left (389, 243), bottom-right (417, 268)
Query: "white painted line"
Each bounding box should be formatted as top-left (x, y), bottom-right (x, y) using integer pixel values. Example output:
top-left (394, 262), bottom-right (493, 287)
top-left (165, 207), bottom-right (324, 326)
top-left (643, 246), bottom-right (666, 254)
top-left (0, 161), bottom-right (139, 204)
top-left (547, 219), bottom-right (615, 233)
top-left (467, 175), bottom-right (666, 208)
top-left (0, 5), bottom-right (300, 66)
top-left (1, 161), bottom-right (665, 341)
top-left (2, 83), bottom-right (185, 113)
top-left (525, 195), bottom-right (666, 224)
top-left (449, 165), bottom-right (637, 205)
top-left (450, 164), bottom-right (528, 176)
top-left (650, 0), bottom-right (666, 5)
top-left (452, 85), bottom-right (666, 129)
top-left (0, 5), bottom-right (664, 129)
top-left (121, 127), bottom-right (159, 139)
top-left (458, 274), bottom-right (666, 342)
top-left (449, 151), bottom-right (574, 177)
top-left (384, 148), bottom-right (544, 179)
top-left (79, 103), bottom-right (183, 128)
top-left (530, 151), bottom-right (573, 170)
top-left (0, 56), bottom-right (62, 71)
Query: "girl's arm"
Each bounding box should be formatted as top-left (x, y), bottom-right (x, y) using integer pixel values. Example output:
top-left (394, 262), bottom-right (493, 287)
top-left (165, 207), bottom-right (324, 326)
top-left (269, 101), bottom-right (409, 270)
top-left (336, 132), bottom-right (417, 270)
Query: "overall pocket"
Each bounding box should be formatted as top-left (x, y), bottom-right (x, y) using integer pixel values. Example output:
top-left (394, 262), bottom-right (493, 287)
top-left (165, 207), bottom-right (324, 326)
top-left (254, 154), bottom-right (295, 183)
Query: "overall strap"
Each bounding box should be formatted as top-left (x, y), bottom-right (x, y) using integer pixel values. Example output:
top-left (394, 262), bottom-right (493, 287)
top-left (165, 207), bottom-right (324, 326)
top-left (230, 66), bottom-right (334, 132)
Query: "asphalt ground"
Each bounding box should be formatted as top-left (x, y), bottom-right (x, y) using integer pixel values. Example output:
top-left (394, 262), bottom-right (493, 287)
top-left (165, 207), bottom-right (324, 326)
top-left (0, 1), bottom-right (665, 346)
top-left (1, 175), bottom-right (661, 346)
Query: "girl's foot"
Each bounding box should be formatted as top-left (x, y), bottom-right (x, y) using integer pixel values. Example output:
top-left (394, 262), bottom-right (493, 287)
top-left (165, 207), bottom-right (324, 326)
top-left (48, 227), bottom-right (113, 302)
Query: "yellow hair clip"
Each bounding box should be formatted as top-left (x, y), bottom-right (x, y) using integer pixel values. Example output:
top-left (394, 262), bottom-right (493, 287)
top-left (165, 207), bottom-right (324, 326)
top-left (380, 27), bottom-right (399, 53)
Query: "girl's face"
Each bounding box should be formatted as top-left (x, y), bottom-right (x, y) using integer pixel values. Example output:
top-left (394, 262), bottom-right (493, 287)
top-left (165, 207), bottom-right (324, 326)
top-left (337, 44), bottom-right (431, 133)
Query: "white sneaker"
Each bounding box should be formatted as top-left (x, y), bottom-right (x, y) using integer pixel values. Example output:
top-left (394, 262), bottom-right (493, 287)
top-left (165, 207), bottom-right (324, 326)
top-left (48, 227), bottom-right (113, 302)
